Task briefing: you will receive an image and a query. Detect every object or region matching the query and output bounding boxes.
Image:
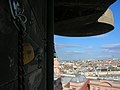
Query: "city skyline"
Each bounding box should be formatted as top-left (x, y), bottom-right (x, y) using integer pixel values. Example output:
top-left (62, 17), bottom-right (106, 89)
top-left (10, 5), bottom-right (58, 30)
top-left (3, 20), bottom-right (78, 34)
top-left (54, 0), bottom-right (120, 60)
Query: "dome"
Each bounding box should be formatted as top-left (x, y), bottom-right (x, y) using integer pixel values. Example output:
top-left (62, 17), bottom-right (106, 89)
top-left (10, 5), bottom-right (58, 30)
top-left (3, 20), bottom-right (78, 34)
top-left (61, 77), bottom-right (72, 83)
top-left (70, 75), bottom-right (87, 83)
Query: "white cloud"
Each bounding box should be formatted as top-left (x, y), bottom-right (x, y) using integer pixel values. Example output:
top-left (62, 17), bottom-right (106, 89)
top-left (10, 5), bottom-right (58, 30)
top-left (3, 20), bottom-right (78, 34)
top-left (55, 44), bottom-right (81, 48)
top-left (101, 44), bottom-right (120, 54)
top-left (102, 49), bottom-right (119, 53)
top-left (55, 44), bottom-right (93, 50)
top-left (63, 51), bottom-right (86, 55)
top-left (101, 44), bottom-right (120, 49)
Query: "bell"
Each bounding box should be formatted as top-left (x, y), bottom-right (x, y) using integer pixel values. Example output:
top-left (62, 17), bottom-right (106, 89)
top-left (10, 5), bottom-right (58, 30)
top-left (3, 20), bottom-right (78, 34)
top-left (54, 0), bottom-right (116, 37)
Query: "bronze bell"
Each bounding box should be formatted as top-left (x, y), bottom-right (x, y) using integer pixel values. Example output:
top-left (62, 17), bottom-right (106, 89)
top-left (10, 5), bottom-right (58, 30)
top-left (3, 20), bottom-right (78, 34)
top-left (54, 0), bottom-right (116, 37)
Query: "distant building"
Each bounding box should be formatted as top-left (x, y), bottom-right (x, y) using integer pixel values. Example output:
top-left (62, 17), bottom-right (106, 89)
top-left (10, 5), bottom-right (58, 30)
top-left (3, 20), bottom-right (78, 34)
top-left (54, 75), bottom-right (63, 90)
top-left (54, 50), bottom-right (63, 90)
top-left (54, 51), bottom-right (60, 75)
top-left (89, 80), bottom-right (120, 90)
top-left (61, 75), bottom-right (90, 90)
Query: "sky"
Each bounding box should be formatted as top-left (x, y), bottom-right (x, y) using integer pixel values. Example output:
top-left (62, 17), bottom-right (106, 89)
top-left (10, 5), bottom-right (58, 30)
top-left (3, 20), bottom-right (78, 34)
top-left (54, 0), bottom-right (120, 60)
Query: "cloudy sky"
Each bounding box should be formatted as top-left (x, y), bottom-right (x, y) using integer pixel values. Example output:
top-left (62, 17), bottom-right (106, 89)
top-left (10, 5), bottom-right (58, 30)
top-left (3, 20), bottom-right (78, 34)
top-left (54, 0), bottom-right (120, 60)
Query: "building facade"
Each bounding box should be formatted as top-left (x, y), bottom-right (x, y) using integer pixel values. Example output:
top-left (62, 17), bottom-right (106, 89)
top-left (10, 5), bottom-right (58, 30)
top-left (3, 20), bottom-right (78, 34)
top-left (89, 80), bottom-right (120, 90)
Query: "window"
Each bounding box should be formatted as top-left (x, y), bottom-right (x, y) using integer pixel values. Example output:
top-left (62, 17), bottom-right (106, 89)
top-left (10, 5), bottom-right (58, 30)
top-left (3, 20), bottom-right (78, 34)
top-left (72, 88), bottom-right (76, 90)
top-left (92, 86), bottom-right (94, 90)
top-left (97, 87), bottom-right (100, 90)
